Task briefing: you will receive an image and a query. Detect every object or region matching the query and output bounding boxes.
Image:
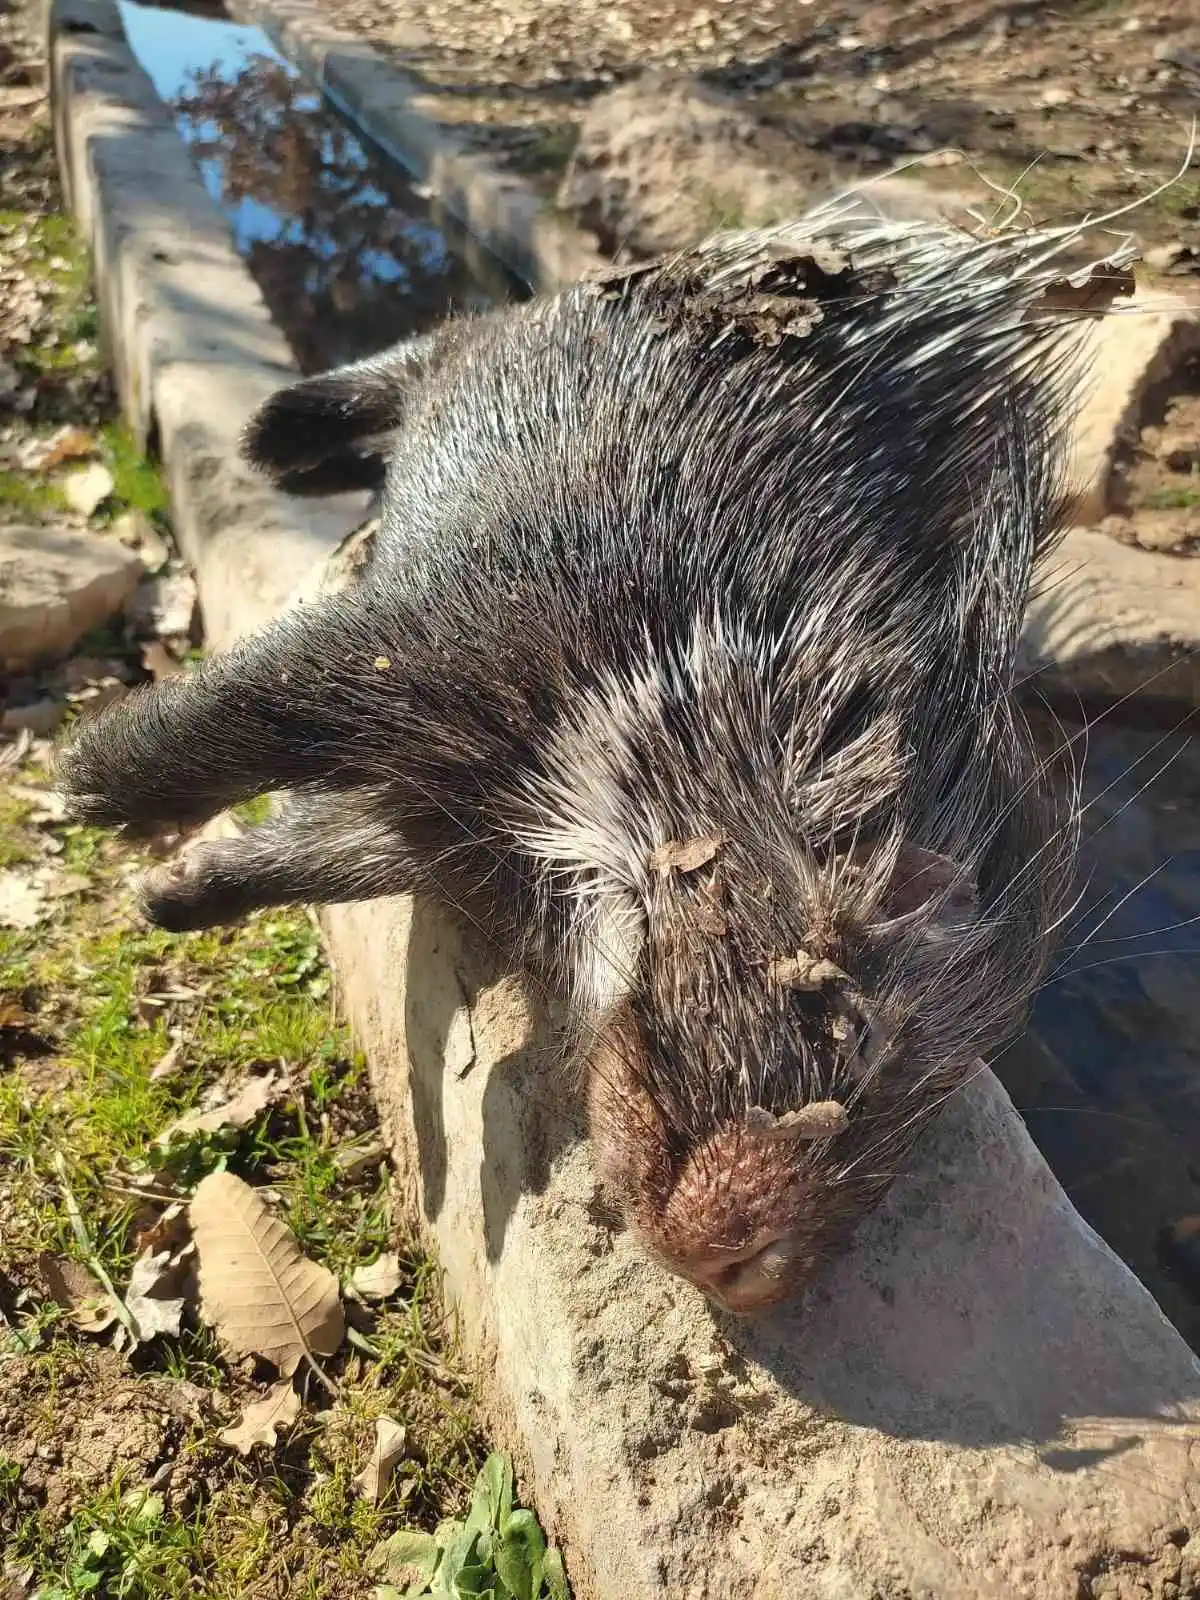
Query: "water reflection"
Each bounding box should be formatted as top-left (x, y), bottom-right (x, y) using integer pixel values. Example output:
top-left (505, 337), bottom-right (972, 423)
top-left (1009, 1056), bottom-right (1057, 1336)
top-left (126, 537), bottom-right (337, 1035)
top-left (117, 0), bottom-right (519, 372)
top-left (999, 711), bottom-right (1200, 1351)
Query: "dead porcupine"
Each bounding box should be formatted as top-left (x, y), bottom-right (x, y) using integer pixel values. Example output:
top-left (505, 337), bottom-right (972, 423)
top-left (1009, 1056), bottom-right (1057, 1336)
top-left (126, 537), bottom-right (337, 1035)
top-left (57, 199), bottom-right (1136, 1314)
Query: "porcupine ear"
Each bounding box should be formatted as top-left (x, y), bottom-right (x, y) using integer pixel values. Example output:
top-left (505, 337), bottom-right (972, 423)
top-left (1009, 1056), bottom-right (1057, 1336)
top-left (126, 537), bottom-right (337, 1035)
top-left (883, 845), bottom-right (978, 928)
top-left (241, 332), bottom-right (440, 497)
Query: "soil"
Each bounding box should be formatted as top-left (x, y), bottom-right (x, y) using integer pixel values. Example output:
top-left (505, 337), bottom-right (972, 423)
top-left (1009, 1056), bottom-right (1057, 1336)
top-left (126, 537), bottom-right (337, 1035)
top-left (313, 0), bottom-right (1200, 557)
top-left (319, 0), bottom-right (1200, 251)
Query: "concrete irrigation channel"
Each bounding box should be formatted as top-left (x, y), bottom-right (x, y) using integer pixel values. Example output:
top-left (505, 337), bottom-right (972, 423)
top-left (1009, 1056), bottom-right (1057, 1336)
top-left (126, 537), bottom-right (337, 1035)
top-left (44, 0), bottom-right (1200, 1593)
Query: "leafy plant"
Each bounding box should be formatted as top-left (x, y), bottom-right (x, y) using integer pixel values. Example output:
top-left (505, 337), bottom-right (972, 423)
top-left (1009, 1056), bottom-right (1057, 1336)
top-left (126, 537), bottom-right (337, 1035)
top-left (370, 1453), bottom-right (569, 1600)
top-left (32, 1488), bottom-right (197, 1599)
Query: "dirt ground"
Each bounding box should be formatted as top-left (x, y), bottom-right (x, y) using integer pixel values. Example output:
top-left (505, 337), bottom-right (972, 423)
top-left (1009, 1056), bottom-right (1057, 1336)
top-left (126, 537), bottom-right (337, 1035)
top-left (312, 0), bottom-right (1200, 548)
top-left (319, 0), bottom-right (1200, 252)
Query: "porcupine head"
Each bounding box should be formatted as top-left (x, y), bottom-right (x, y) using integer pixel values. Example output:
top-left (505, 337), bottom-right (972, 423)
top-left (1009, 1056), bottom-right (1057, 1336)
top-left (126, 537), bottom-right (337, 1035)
top-left (55, 202), bottom-right (1135, 1314)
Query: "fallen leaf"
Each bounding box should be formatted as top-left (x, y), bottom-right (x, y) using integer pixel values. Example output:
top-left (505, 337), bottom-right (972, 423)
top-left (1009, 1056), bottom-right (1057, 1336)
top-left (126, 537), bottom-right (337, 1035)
top-left (1030, 260), bottom-right (1136, 318)
top-left (142, 640), bottom-right (186, 680)
top-left (354, 1416), bottom-right (407, 1503)
top-left (158, 1066), bottom-right (286, 1144)
top-left (190, 1171), bottom-right (345, 1376)
top-left (0, 872), bottom-right (46, 930)
top-left (745, 1100), bottom-right (849, 1141)
top-left (149, 1037), bottom-right (184, 1082)
top-left (133, 1201), bottom-right (190, 1256)
top-left (0, 996), bottom-right (35, 1031)
top-left (333, 1138), bottom-right (385, 1176)
top-left (347, 1252), bottom-right (403, 1303)
top-left (217, 1379), bottom-right (301, 1455)
top-left (39, 1253), bottom-right (118, 1334)
top-left (124, 1245), bottom-right (189, 1342)
top-left (767, 952), bottom-right (848, 990)
top-left (61, 461), bottom-right (114, 518)
top-left (8, 784), bottom-right (68, 824)
top-left (42, 873), bottom-right (90, 900)
top-left (19, 424), bottom-right (94, 472)
top-left (648, 834), bottom-right (726, 876)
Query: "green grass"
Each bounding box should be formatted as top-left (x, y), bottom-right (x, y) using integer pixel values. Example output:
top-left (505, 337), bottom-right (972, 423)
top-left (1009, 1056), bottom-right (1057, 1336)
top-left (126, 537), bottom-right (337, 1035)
top-left (0, 469), bottom-right (68, 517)
top-left (100, 422), bottom-right (170, 524)
top-left (1145, 483), bottom-right (1200, 511)
top-left (30, 1486), bottom-right (205, 1600)
top-left (0, 782), bottom-right (496, 1594)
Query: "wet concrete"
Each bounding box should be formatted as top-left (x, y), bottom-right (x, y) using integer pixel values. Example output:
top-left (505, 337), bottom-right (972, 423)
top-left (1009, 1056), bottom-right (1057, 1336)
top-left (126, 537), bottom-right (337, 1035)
top-left (1003, 710), bottom-right (1200, 1352)
top-left (115, 0), bottom-right (522, 373)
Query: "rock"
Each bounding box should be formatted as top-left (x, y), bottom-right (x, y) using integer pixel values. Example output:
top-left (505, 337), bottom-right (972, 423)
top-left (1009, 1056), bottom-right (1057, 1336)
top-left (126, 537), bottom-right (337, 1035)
top-left (1120, 509), bottom-right (1199, 553)
top-left (559, 76), bottom-right (981, 259)
top-left (61, 461), bottom-right (114, 518)
top-left (0, 524), bottom-right (143, 671)
top-left (110, 509), bottom-right (170, 571)
top-left (0, 698), bottom-right (65, 737)
top-left (1144, 241), bottom-right (1200, 276)
top-left (125, 569), bottom-right (197, 639)
top-left (1063, 288), bottom-right (1200, 524)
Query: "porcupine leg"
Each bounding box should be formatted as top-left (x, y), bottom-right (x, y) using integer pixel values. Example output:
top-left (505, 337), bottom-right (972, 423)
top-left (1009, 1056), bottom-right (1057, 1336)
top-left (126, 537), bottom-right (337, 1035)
top-left (55, 591), bottom-right (378, 832)
top-left (137, 788), bottom-right (417, 931)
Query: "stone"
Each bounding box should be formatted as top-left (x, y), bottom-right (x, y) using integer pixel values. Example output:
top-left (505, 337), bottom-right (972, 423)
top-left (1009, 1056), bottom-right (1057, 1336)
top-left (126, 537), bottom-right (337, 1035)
top-left (1063, 288), bottom-right (1200, 525)
top-left (1, 698), bottom-right (66, 737)
top-left (559, 76), bottom-right (983, 259)
top-left (61, 460), bottom-right (114, 517)
top-left (0, 524), bottom-right (142, 670)
top-left (125, 569), bottom-right (197, 639)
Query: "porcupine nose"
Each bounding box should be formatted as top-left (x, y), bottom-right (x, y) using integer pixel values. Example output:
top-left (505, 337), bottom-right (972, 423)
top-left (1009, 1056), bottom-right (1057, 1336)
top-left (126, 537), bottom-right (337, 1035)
top-left (688, 1237), bottom-right (797, 1315)
top-left (652, 1124), bottom-right (807, 1315)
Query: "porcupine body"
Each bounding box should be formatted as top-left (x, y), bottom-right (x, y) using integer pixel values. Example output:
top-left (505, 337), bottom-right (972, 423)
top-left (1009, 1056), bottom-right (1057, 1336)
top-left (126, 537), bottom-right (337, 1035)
top-left (58, 199), bottom-right (1135, 1312)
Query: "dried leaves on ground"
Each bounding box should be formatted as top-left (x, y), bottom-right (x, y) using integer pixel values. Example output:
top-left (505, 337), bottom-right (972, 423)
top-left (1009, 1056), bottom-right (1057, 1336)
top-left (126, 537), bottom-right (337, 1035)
top-left (191, 1170), bottom-right (346, 1379)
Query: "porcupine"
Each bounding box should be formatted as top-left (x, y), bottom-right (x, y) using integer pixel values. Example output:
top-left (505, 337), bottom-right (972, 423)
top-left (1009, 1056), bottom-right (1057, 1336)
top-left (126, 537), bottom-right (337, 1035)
top-left (56, 198), bottom-right (1136, 1315)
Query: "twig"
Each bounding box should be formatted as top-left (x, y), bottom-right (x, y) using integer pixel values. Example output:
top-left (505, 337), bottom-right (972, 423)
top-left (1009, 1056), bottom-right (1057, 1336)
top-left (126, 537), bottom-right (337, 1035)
top-left (52, 1150), bottom-right (140, 1342)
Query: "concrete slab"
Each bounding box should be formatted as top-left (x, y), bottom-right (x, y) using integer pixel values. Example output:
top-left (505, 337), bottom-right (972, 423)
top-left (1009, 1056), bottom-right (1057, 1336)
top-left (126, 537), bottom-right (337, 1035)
top-left (0, 522), bottom-right (143, 670)
top-left (50, 3), bottom-right (1200, 1596)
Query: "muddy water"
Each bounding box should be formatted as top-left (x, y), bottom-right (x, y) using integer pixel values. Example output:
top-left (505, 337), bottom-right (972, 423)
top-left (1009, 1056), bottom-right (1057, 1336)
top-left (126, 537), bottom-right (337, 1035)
top-left (116, 0), bottom-right (523, 373)
top-left (110, 0), bottom-right (1200, 1356)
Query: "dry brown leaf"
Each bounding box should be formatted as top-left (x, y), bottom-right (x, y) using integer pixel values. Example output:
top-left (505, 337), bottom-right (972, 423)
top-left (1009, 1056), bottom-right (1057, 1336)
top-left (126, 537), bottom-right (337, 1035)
top-left (190, 1171), bottom-right (345, 1376)
top-left (42, 873), bottom-right (90, 901)
top-left (158, 1066), bottom-right (286, 1144)
top-left (354, 1417), bottom-right (407, 1503)
top-left (0, 872), bottom-right (46, 930)
top-left (767, 951), bottom-right (848, 990)
top-left (124, 1244), bottom-right (190, 1342)
top-left (1031, 261), bottom-right (1136, 318)
top-left (348, 1252), bottom-right (403, 1303)
top-left (648, 834), bottom-right (726, 877)
top-left (134, 1201), bottom-right (190, 1256)
top-left (39, 1252), bottom-right (119, 1334)
top-left (745, 1100), bottom-right (849, 1141)
top-left (149, 1037), bottom-right (185, 1082)
top-left (218, 1379), bottom-right (301, 1455)
top-left (20, 425), bottom-right (95, 472)
top-left (0, 997), bottom-right (35, 1032)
